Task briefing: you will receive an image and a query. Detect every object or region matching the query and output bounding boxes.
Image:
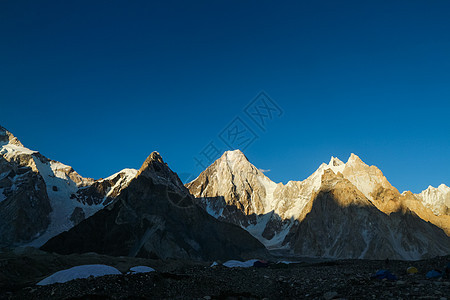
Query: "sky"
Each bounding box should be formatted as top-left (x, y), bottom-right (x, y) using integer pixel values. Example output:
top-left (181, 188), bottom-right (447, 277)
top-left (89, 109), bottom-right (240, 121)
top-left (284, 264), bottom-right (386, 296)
top-left (0, 0), bottom-right (449, 193)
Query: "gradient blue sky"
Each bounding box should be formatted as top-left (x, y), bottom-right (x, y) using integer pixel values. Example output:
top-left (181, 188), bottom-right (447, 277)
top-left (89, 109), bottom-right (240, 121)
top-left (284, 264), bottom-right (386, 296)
top-left (1, 1), bottom-right (449, 193)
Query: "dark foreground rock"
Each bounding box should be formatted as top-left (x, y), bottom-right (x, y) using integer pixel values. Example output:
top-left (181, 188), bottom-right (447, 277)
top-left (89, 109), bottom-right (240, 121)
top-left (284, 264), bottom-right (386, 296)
top-left (1, 250), bottom-right (449, 300)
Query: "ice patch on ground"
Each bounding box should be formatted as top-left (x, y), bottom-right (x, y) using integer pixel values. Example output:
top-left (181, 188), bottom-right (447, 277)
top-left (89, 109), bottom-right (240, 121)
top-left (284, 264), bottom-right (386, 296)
top-left (223, 259), bottom-right (259, 268)
top-left (128, 266), bottom-right (156, 274)
top-left (36, 265), bottom-right (122, 286)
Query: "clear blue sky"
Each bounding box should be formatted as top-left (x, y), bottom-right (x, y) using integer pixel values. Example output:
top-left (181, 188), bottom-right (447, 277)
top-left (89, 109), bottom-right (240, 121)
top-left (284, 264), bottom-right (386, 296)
top-left (1, 0), bottom-right (449, 193)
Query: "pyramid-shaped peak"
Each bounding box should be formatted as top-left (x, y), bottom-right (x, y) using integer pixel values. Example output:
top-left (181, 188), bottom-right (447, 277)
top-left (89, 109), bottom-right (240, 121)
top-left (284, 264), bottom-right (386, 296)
top-left (137, 151), bottom-right (187, 194)
top-left (347, 153), bottom-right (365, 164)
top-left (138, 151), bottom-right (167, 174)
top-left (147, 151), bottom-right (163, 163)
top-left (329, 156), bottom-right (345, 167)
top-left (222, 149), bottom-right (249, 162)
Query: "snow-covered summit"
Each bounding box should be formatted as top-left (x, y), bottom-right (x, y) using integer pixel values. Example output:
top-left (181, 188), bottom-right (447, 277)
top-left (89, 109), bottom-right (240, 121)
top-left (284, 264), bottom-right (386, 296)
top-left (416, 184), bottom-right (450, 216)
top-left (0, 126), bottom-right (138, 248)
top-left (220, 149), bottom-right (252, 171)
top-left (224, 149), bottom-right (248, 161)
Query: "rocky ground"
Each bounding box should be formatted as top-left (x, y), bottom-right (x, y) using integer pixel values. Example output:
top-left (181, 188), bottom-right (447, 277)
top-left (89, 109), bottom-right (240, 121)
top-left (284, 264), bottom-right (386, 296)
top-left (0, 250), bottom-right (449, 299)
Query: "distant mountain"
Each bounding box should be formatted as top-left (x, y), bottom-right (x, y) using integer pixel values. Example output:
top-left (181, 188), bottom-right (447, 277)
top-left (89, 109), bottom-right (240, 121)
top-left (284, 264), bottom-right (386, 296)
top-left (41, 152), bottom-right (267, 261)
top-left (0, 125), bottom-right (136, 248)
top-left (415, 184), bottom-right (450, 216)
top-left (187, 150), bottom-right (450, 259)
top-left (285, 169), bottom-right (449, 259)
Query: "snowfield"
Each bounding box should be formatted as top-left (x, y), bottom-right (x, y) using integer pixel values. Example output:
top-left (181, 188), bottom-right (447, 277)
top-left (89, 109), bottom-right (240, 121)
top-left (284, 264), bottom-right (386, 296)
top-left (37, 265), bottom-right (122, 286)
top-left (128, 266), bottom-right (156, 274)
top-left (222, 259), bottom-right (259, 268)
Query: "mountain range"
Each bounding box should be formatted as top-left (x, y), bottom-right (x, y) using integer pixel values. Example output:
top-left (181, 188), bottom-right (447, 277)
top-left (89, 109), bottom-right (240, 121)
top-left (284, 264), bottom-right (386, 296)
top-left (0, 126), bottom-right (265, 260)
top-left (0, 125), bottom-right (136, 248)
top-left (0, 125), bottom-right (449, 260)
top-left (187, 150), bottom-right (450, 259)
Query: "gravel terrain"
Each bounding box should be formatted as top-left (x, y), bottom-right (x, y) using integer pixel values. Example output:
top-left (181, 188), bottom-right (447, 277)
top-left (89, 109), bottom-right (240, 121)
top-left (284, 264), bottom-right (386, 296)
top-left (1, 251), bottom-right (449, 300)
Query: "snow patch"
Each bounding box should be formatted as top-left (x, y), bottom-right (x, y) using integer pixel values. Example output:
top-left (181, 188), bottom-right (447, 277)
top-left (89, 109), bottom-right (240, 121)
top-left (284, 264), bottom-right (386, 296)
top-left (26, 158), bottom-right (104, 247)
top-left (204, 201), bottom-right (223, 219)
top-left (223, 259), bottom-right (259, 268)
top-left (244, 213), bottom-right (292, 249)
top-left (0, 144), bottom-right (37, 157)
top-left (102, 168), bottom-right (138, 182)
top-left (210, 261), bottom-right (219, 267)
top-left (36, 265), bottom-right (122, 286)
top-left (128, 266), bottom-right (155, 274)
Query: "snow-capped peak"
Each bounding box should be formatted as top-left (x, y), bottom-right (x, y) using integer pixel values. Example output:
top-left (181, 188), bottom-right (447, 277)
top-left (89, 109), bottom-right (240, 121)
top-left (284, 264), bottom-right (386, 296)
top-left (218, 149), bottom-right (255, 173)
top-left (223, 149), bottom-right (248, 162)
top-left (438, 183), bottom-right (450, 191)
top-left (416, 184), bottom-right (450, 215)
top-left (420, 184), bottom-right (449, 194)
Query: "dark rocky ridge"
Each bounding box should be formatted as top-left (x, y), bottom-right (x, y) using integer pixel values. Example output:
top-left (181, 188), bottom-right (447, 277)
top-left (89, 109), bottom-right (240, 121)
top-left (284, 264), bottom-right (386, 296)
top-left (0, 155), bottom-right (52, 247)
top-left (0, 126), bottom-right (52, 246)
top-left (41, 152), bottom-right (267, 261)
top-left (73, 171), bottom-right (133, 206)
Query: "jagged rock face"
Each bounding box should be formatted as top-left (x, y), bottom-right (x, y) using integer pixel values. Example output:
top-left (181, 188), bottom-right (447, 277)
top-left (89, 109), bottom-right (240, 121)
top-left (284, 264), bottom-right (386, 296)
top-left (0, 158), bottom-right (51, 247)
top-left (0, 126), bottom-right (23, 147)
top-left (74, 169), bottom-right (137, 206)
top-left (70, 207), bottom-right (86, 225)
top-left (341, 154), bottom-right (397, 203)
top-left (41, 152), bottom-right (266, 261)
top-left (337, 155), bottom-right (450, 235)
top-left (285, 170), bottom-right (450, 259)
top-left (187, 150), bottom-right (450, 259)
top-left (0, 126), bottom-right (137, 248)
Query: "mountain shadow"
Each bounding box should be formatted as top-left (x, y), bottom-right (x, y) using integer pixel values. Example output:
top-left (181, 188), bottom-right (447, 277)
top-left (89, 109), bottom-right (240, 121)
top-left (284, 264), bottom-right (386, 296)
top-left (284, 187), bottom-right (450, 260)
top-left (41, 152), bottom-right (267, 261)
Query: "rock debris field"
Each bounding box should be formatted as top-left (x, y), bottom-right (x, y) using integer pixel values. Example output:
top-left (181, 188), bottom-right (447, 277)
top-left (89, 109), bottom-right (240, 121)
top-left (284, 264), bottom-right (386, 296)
top-left (1, 253), bottom-right (449, 300)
